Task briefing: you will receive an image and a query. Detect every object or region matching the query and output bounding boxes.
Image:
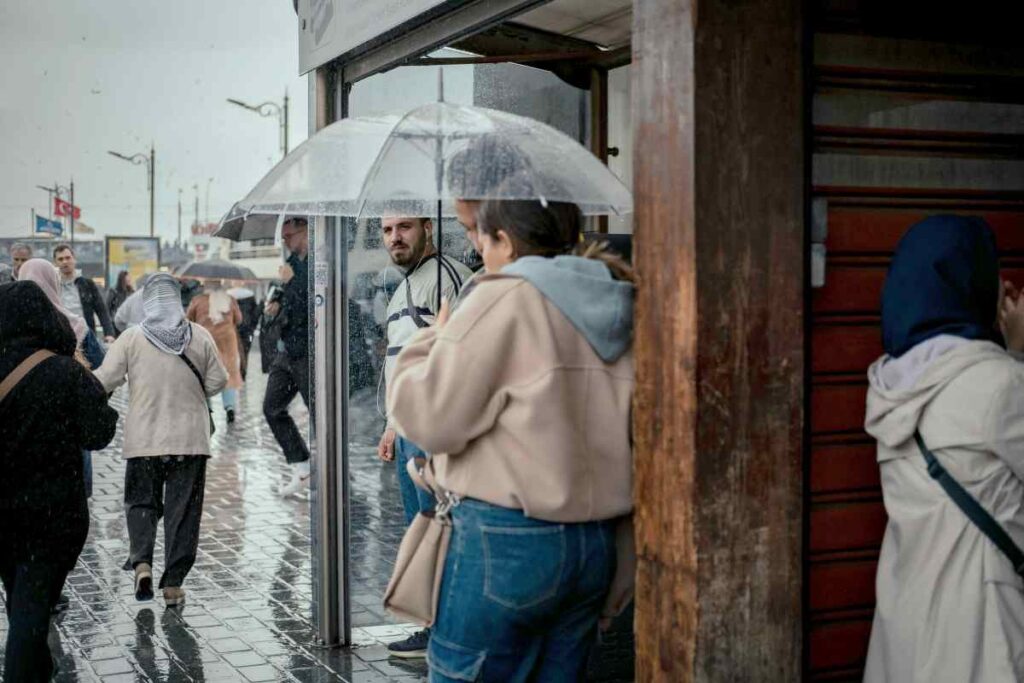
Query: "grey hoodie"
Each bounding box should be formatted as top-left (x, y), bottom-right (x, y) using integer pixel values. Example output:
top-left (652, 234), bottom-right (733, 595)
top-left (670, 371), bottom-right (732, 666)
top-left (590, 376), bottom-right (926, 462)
top-left (501, 255), bottom-right (634, 363)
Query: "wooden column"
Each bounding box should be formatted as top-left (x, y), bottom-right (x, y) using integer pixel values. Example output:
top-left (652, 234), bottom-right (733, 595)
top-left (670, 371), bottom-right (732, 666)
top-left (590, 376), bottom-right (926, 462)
top-left (632, 0), bottom-right (805, 680)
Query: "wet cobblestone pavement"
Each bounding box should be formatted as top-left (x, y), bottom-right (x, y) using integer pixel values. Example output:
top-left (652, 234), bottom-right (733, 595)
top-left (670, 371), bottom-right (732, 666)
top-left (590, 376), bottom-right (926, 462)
top-left (0, 348), bottom-right (428, 682)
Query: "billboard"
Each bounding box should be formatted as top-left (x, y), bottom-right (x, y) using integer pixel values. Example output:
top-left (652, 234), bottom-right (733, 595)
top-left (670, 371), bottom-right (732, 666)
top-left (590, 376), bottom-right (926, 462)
top-left (105, 236), bottom-right (160, 289)
top-left (297, 0), bottom-right (448, 73)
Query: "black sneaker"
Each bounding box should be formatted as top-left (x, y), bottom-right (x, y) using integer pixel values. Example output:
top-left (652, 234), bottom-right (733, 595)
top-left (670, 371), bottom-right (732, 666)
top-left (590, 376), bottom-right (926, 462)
top-left (135, 563), bottom-right (154, 602)
top-left (387, 628), bottom-right (430, 659)
top-left (226, 409), bottom-right (236, 424)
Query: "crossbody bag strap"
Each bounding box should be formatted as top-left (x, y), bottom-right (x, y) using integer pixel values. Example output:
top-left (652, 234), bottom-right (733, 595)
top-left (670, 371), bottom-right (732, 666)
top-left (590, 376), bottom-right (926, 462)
top-left (177, 351), bottom-right (207, 396)
top-left (0, 350), bottom-right (56, 404)
top-left (914, 431), bottom-right (1024, 575)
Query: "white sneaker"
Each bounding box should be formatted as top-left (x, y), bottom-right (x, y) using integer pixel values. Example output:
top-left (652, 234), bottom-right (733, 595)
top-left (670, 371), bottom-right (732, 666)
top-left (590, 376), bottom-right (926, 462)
top-left (279, 460), bottom-right (311, 497)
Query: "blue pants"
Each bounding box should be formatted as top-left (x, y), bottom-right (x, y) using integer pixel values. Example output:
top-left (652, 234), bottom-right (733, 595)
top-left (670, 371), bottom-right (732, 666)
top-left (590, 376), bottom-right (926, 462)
top-left (428, 498), bottom-right (616, 683)
top-left (395, 436), bottom-right (435, 526)
top-left (221, 388), bottom-right (238, 411)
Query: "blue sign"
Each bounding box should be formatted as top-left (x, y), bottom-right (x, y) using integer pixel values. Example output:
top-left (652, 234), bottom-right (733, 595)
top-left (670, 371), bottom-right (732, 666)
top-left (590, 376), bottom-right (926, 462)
top-left (35, 215), bottom-right (63, 236)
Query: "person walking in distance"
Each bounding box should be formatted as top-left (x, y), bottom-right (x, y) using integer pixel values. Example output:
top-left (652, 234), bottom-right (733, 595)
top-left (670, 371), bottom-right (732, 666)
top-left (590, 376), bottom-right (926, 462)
top-left (377, 214), bottom-right (471, 658)
top-left (0, 280), bottom-right (117, 681)
top-left (94, 274), bottom-right (228, 608)
top-left (263, 217), bottom-right (313, 496)
top-left (52, 243), bottom-right (116, 346)
top-left (8, 242), bottom-right (32, 278)
top-left (106, 271), bottom-right (135, 332)
top-left (187, 279), bottom-right (244, 424)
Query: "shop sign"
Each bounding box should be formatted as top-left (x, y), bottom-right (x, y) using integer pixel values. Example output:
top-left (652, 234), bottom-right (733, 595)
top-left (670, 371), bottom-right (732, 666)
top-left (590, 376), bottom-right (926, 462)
top-left (105, 237), bottom-right (160, 289)
top-left (298, 0), bottom-right (449, 73)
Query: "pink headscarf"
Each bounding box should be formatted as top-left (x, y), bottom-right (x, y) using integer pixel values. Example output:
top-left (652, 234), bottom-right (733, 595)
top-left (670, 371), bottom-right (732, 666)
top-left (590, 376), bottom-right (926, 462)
top-left (18, 258), bottom-right (88, 344)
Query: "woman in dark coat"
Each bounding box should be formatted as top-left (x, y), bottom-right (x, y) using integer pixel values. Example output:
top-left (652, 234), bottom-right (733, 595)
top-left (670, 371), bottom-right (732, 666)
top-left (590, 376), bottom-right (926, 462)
top-left (0, 280), bottom-right (117, 681)
top-left (106, 270), bottom-right (135, 332)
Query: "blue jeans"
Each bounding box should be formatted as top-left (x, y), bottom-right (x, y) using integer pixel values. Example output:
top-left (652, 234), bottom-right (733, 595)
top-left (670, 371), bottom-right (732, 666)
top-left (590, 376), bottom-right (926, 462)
top-left (428, 498), bottom-right (616, 683)
top-left (221, 388), bottom-right (238, 411)
top-left (395, 435), bottom-right (434, 526)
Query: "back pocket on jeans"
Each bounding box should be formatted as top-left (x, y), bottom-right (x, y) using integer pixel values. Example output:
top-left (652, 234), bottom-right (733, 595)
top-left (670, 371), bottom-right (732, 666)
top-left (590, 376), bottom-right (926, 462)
top-left (428, 634), bottom-right (486, 682)
top-left (482, 524), bottom-right (566, 610)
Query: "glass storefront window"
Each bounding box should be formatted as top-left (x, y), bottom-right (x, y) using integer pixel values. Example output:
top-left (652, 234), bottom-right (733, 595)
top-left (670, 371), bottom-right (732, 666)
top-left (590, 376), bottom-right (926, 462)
top-left (342, 56), bottom-right (590, 628)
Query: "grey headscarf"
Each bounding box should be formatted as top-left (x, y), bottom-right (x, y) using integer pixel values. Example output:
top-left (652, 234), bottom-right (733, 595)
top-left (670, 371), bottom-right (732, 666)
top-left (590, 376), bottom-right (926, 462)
top-left (140, 273), bottom-right (192, 355)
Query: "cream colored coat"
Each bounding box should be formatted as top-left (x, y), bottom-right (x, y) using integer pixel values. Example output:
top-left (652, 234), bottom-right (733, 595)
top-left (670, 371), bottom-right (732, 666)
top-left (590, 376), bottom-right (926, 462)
top-left (387, 275), bottom-right (634, 524)
top-left (94, 324), bottom-right (228, 457)
top-left (864, 337), bottom-right (1024, 682)
top-left (186, 293), bottom-right (243, 389)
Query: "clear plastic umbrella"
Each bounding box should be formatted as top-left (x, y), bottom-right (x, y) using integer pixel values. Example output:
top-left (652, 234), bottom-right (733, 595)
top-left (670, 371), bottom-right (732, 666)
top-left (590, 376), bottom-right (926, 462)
top-left (354, 101), bottom-right (633, 218)
top-left (352, 101), bottom-right (633, 311)
top-left (215, 103), bottom-right (632, 236)
top-left (215, 100), bottom-right (632, 310)
top-left (214, 113), bottom-right (401, 241)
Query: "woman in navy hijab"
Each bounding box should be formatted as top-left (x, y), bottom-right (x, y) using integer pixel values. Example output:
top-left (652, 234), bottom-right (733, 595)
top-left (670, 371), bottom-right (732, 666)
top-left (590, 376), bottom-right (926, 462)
top-left (881, 214), bottom-right (1006, 358)
top-left (863, 215), bottom-right (1024, 682)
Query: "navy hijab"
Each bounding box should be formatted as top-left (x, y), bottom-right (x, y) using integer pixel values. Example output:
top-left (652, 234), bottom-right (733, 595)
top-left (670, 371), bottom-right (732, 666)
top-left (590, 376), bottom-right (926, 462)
top-left (882, 215), bottom-right (1003, 358)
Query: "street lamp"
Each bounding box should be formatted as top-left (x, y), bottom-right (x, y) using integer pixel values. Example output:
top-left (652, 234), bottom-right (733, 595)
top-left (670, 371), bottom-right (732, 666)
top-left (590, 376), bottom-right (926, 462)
top-left (227, 90), bottom-right (289, 158)
top-left (177, 188), bottom-right (183, 247)
top-left (108, 144), bottom-right (155, 237)
top-left (204, 177), bottom-right (214, 224)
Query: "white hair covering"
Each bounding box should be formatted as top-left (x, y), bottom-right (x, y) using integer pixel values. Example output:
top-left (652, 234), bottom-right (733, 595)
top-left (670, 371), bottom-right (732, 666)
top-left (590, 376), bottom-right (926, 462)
top-left (140, 274), bottom-right (191, 354)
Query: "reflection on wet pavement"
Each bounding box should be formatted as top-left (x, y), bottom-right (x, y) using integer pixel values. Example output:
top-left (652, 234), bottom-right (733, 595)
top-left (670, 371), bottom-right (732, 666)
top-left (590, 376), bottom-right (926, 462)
top-left (0, 347), bottom-right (426, 682)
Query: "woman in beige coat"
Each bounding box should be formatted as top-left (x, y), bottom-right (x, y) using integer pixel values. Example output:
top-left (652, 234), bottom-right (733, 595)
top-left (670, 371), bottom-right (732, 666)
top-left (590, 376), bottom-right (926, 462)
top-left (186, 279), bottom-right (243, 424)
top-left (864, 216), bottom-right (1024, 682)
top-left (388, 199), bottom-right (634, 682)
top-left (95, 274), bottom-right (227, 607)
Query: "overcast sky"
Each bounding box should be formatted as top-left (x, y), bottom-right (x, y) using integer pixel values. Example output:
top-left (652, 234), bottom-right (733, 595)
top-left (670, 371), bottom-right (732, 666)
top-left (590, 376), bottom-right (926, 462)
top-left (0, 0), bottom-right (309, 241)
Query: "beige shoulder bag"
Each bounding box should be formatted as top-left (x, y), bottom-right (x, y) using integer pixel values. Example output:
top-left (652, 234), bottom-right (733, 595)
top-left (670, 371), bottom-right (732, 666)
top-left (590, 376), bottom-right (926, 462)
top-left (0, 350), bottom-right (56, 405)
top-left (382, 457), bottom-right (457, 626)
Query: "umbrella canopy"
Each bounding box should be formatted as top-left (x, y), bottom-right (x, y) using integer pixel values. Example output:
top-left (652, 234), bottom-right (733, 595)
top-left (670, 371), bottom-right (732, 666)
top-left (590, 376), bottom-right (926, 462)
top-left (356, 101), bottom-right (633, 218)
top-left (176, 259), bottom-right (257, 281)
top-left (213, 113), bottom-right (401, 241)
top-left (215, 102), bottom-right (632, 241)
top-left (227, 286), bottom-right (255, 299)
top-left (215, 207), bottom-right (283, 243)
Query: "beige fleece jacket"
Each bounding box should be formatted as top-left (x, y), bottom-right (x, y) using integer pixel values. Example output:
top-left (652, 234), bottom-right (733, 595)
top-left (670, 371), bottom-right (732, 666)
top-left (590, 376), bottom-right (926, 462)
top-left (387, 275), bottom-right (634, 523)
top-left (94, 323), bottom-right (228, 457)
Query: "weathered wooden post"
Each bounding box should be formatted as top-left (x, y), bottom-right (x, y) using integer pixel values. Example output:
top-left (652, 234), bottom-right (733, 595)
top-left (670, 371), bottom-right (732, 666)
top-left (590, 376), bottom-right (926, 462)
top-left (632, 0), bottom-right (806, 679)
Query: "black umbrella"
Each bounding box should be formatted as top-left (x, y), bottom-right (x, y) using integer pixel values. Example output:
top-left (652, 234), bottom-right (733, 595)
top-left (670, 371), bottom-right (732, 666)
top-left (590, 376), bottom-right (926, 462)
top-left (175, 259), bottom-right (257, 281)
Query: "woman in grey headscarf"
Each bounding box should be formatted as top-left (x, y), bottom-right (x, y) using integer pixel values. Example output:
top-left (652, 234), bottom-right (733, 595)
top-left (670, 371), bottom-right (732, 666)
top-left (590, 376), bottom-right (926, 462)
top-left (94, 273), bottom-right (228, 607)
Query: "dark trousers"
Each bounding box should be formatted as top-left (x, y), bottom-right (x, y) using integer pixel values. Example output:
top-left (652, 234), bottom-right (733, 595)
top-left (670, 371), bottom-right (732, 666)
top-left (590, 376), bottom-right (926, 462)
top-left (263, 352), bottom-right (311, 464)
top-left (0, 511), bottom-right (87, 682)
top-left (123, 456), bottom-right (207, 589)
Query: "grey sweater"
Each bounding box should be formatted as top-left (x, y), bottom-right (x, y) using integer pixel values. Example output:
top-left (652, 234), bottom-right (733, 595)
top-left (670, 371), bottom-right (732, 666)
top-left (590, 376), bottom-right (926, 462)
top-left (94, 324), bottom-right (228, 457)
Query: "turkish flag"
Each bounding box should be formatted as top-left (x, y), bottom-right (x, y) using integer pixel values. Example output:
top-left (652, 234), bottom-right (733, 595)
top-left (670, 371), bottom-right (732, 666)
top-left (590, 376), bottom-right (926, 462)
top-left (54, 197), bottom-right (81, 220)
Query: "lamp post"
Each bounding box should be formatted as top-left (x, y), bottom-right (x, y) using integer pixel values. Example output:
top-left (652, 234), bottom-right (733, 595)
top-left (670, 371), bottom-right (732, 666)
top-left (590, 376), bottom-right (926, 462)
top-left (56, 182), bottom-right (74, 247)
top-left (204, 177), bottom-right (214, 224)
top-left (108, 144), bottom-right (155, 237)
top-left (177, 188), bottom-right (183, 247)
top-left (35, 184), bottom-right (56, 222)
top-left (227, 90), bottom-right (289, 158)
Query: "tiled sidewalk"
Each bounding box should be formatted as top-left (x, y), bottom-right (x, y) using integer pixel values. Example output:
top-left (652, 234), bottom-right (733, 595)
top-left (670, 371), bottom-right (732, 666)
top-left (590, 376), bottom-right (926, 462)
top-left (0, 349), bottom-right (427, 682)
